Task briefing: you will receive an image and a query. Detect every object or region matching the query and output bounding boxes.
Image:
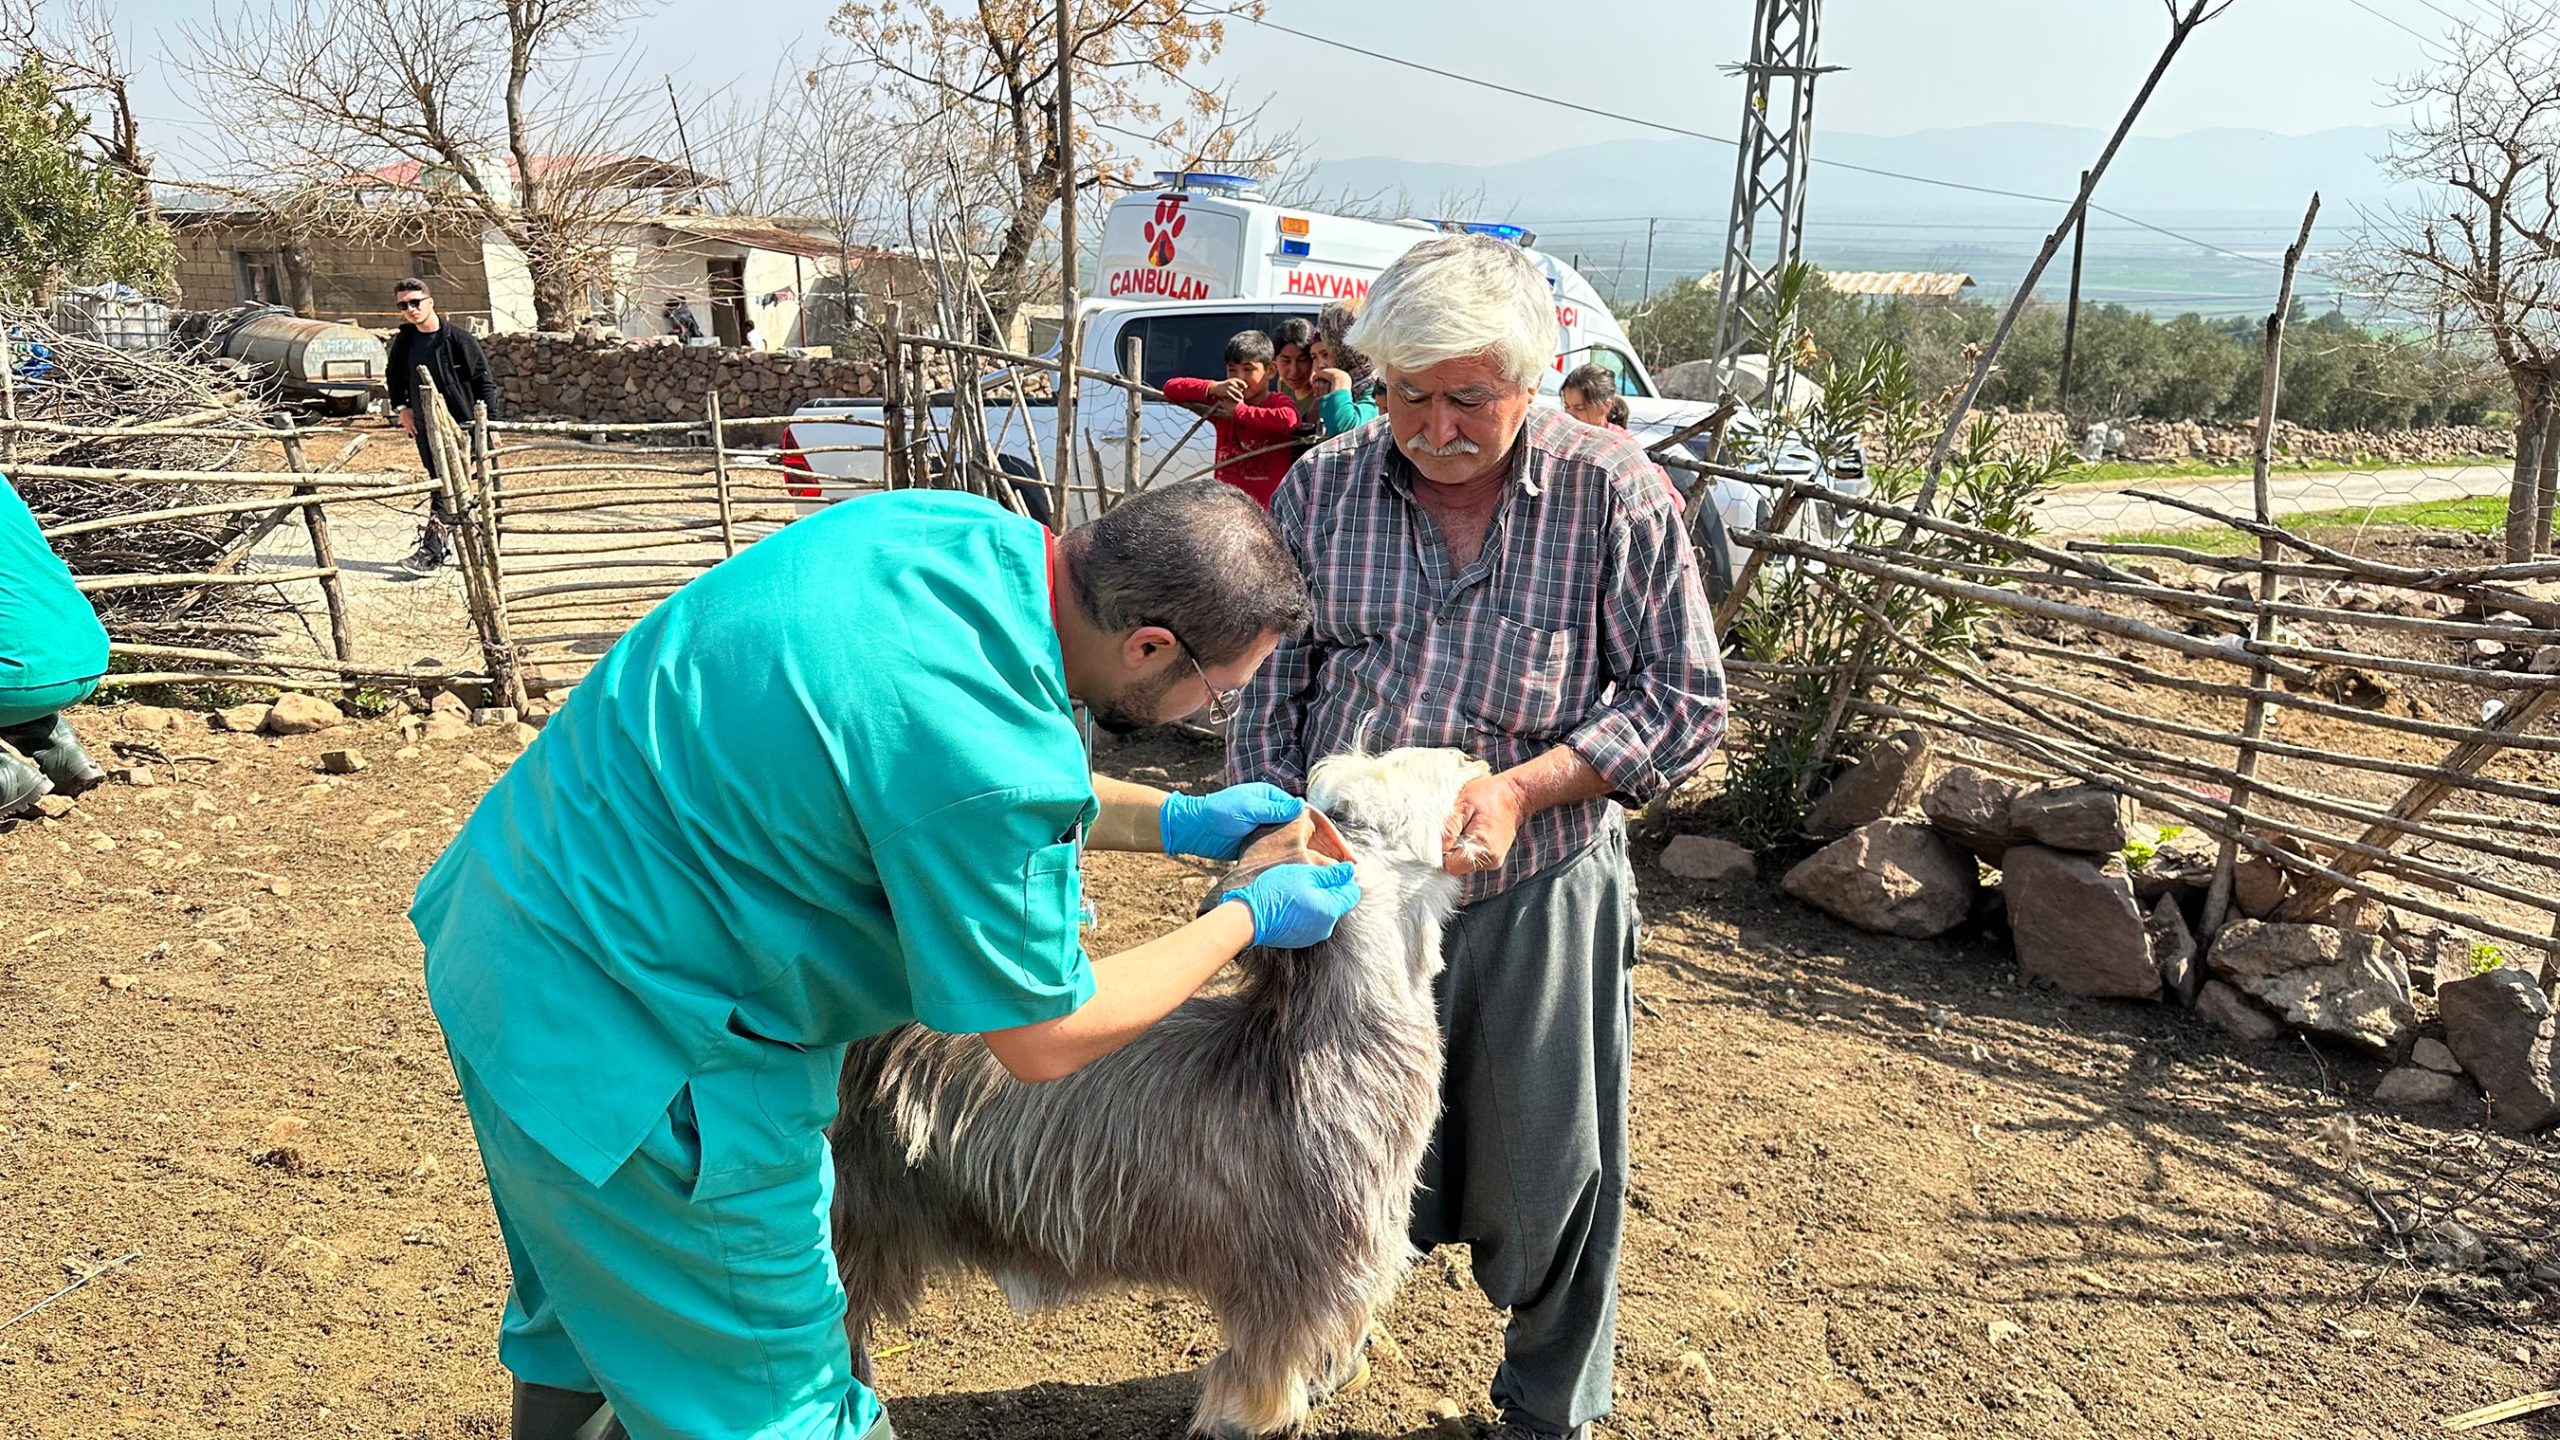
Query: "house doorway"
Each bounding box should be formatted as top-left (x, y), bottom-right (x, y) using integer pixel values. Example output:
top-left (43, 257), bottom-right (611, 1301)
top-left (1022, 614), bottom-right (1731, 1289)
top-left (708, 258), bottom-right (747, 347)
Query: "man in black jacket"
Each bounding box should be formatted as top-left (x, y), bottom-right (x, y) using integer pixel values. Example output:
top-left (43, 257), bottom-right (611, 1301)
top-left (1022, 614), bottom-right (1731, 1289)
top-left (386, 277), bottom-right (499, 574)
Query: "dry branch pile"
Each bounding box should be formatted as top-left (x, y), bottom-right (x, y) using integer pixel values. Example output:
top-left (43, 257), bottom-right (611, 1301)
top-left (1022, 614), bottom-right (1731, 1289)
top-left (4, 306), bottom-right (299, 650)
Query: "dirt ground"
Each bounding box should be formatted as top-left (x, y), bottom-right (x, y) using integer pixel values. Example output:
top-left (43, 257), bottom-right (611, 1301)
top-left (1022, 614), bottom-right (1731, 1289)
top-left (6, 714), bottom-right (2560, 1440)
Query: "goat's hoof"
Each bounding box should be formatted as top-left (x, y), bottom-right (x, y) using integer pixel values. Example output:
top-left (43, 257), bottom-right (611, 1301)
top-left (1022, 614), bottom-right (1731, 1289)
top-left (1309, 1348), bottom-right (1371, 1406)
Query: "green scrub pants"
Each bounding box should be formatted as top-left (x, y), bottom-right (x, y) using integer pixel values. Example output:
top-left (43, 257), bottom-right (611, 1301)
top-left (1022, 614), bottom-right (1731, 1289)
top-left (451, 1053), bottom-right (893, 1440)
top-left (0, 676), bottom-right (99, 730)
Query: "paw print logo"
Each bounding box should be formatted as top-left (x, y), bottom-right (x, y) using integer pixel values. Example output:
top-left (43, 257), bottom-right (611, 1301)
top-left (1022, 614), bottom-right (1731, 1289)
top-left (1144, 196), bottom-right (1187, 267)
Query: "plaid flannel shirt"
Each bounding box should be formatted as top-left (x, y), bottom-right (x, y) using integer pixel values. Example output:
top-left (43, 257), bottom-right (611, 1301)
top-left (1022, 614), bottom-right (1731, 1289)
top-left (1226, 406), bottom-right (1728, 901)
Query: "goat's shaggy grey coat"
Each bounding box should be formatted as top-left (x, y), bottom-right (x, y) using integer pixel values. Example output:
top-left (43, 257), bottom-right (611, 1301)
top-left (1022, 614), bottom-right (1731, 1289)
top-left (829, 747), bottom-right (1482, 1437)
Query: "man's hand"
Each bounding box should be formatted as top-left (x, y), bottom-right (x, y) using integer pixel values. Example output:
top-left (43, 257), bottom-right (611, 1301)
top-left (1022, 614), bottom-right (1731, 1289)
top-left (395, 407), bottom-right (417, 439)
top-left (1442, 772), bottom-right (1526, 877)
top-left (1219, 862), bottom-right (1362, 948)
top-left (1160, 782), bottom-right (1304, 862)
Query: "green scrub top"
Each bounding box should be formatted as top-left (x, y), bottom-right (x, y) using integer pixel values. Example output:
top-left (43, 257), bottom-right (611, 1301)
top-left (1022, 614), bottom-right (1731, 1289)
top-left (0, 475), bottom-right (111, 692)
top-left (413, 491), bottom-right (1098, 1197)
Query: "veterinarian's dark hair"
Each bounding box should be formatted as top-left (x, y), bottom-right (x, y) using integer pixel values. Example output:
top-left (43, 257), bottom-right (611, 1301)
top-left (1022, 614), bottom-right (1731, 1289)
top-left (1061, 480), bottom-right (1309, 664)
top-left (1223, 329), bottom-right (1276, 367)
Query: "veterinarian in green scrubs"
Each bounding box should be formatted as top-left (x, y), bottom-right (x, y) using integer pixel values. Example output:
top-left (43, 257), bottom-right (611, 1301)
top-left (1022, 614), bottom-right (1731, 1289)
top-left (0, 474), bottom-right (110, 813)
top-left (413, 481), bottom-right (1358, 1440)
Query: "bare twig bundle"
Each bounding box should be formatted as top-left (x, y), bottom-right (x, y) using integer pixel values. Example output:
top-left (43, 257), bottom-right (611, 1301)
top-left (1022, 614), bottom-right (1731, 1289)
top-left (4, 304), bottom-right (301, 648)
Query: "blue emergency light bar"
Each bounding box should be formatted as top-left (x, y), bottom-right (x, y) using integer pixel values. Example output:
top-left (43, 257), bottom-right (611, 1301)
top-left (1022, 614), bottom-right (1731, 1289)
top-left (1280, 238), bottom-right (1311, 257)
top-left (1428, 219), bottom-right (1538, 247)
top-left (1154, 171), bottom-right (1263, 194)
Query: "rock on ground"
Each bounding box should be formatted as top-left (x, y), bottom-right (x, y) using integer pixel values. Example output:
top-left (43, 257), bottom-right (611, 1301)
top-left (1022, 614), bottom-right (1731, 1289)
top-left (2372, 1066), bottom-right (2465, 1108)
top-left (1780, 819), bottom-right (1978, 940)
top-left (2002, 846), bottom-right (2158, 999)
top-left (1919, 765), bottom-right (2022, 863)
top-left (214, 702), bottom-right (271, 733)
top-left (1660, 835), bottom-right (1754, 884)
top-left (2230, 839), bottom-right (2306, 920)
top-left (2195, 979), bottom-right (2284, 1043)
top-left (2437, 967), bottom-right (2560, 1133)
top-left (1805, 728), bottom-right (1934, 837)
top-left (2206, 920), bottom-right (2417, 1055)
top-left (262, 693), bottom-right (346, 736)
top-left (2411, 1037), bottom-right (2463, 1075)
top-left (2148, 894), bottom-right (2201, 1006)
top-left (2008, 783), bottom-right (2136, 854)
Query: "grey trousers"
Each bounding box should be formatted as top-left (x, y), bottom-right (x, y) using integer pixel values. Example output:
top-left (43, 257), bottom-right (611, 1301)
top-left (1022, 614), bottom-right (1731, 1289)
top-left (1411, 826), bottom-right (1636, 1434)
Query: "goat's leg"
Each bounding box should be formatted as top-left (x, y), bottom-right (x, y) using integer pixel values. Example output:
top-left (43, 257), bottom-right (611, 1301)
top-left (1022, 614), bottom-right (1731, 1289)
top-left (1192, 1288), bottom-right (1381, 1438)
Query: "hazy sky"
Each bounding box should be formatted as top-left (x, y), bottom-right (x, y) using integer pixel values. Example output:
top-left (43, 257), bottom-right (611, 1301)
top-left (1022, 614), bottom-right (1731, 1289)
top-left (112, 0), bottom-right (2449, 175)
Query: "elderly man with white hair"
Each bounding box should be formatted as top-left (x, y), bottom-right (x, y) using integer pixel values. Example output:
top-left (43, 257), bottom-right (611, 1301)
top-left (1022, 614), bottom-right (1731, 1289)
top-left (1226, 234), bottom-right (1726, 1440)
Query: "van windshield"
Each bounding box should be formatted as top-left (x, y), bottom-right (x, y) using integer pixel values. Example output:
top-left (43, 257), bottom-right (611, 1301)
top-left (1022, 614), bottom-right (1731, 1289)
top-left (1112, 310), bottom-right (1308, 391)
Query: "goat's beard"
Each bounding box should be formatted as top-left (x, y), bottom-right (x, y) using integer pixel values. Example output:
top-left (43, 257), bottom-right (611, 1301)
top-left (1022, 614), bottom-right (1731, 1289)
top-left (1086, 664), bottom-right (1184, 736)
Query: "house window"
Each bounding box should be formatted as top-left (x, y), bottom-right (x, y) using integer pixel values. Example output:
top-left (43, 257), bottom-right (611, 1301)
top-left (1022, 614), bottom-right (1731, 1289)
top-left (235, 251), bottom-right (284, 304)
top-left (411, 250), bottom-right (442, 279)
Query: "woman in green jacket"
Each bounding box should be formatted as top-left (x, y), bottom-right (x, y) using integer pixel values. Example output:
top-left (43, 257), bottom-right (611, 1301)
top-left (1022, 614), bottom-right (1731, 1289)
top-left (1, 475), bottom-right (110, 814)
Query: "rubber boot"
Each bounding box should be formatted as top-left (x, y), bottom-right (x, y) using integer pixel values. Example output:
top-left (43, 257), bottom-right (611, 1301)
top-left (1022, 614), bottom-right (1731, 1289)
top-left (0, 713), bottom-right (106, 797)
top-left (0, 748), bottom-right (49, 818)
top-left (510, 1381), bottom-right (623, 1440)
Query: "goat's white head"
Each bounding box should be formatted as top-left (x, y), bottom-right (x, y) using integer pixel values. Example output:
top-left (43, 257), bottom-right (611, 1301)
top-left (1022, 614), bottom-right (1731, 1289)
top-left (1307, 747), bottom-right (1488, 869)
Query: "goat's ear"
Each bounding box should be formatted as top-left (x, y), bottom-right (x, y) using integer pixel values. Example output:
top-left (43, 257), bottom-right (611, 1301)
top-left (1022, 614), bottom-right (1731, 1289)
top-left (1198, 860), bottom-right (1281, 918)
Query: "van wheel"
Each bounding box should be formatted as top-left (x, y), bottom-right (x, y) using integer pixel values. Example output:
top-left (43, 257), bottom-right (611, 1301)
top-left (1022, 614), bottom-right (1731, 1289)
top-left (996, 455), bottom-right (1056, 528)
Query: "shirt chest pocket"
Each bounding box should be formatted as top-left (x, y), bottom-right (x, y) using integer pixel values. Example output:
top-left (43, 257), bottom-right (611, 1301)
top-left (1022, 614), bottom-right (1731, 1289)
top-left (1463, 616), bottom-right (1574, 737)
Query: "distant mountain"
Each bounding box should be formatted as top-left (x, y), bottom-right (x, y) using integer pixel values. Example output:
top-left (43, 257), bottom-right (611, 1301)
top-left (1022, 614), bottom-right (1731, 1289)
top-left (1304, 123), bottom-right (2405, 225)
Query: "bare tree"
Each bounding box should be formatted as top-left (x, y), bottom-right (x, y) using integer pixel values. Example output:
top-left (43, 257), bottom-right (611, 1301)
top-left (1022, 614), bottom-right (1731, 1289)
top-left (0, 0), bottom-right (152, 212)
top-left (178, 0), bottom-right (693, 330)
top-left (2355, 6), bottom-right (2560, 560)
top-left (825, 0), bottom-right (1284, 337)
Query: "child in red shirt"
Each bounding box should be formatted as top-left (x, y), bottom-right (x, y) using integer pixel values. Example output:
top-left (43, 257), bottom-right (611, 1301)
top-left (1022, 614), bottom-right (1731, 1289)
top-left (1162, 330), bottom-right (1304, 508)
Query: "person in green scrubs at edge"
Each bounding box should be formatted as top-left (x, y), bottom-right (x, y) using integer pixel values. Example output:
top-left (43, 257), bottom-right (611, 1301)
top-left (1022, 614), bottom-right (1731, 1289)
top-left (412, 478), bottom-right (1364, 1440)
top-left (1, 474), bottom-right (112, 814)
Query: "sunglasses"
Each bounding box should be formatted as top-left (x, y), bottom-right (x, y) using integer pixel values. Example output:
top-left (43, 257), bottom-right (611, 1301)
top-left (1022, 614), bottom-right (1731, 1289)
top-left (395, 297), bottom-right (427, 310)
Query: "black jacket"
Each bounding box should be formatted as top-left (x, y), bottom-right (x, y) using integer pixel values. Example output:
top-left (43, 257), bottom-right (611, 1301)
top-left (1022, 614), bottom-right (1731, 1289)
top-left (387, 322), bottom-right (500, 422)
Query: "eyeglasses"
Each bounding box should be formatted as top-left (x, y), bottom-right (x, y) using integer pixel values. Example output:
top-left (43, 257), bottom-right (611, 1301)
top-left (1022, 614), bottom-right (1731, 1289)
top-left (1162, 628), bottom-right (1241, 724)
top-left (395, 298), bottom-right (427, 310)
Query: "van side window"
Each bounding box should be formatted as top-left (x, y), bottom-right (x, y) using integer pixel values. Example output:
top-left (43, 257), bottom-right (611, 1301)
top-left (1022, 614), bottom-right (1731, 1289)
top-left (1114, 311), bottom-right (1296, 390)
top-left (1592, 347), bottom-right (1648, 398)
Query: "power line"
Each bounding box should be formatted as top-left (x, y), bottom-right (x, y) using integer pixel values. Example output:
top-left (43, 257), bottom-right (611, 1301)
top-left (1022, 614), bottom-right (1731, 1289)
top-left (2344, 0), bottom-right (2437, 43)
top-left (1206, 6), bottom-right (2308, 275)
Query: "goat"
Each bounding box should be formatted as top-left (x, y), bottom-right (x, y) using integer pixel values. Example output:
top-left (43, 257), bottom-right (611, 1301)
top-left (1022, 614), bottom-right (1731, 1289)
top-left (829, 746), bottom-right (1485, 1437)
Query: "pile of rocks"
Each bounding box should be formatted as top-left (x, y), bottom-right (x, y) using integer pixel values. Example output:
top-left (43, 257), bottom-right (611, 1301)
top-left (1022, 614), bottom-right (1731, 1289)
top-left (1964, 410), bottom-right (2510, 468)
top-left (483, 332), bottom-right (884, 425)
top-left (1749, 728), bottom-right (2559, 1132)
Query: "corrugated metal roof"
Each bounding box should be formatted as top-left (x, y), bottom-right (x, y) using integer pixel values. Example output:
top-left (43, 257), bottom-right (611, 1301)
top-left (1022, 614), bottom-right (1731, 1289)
top-left (1693, 269), bottom-right (1975, 299)
top-left (652, 216), bottom-right (844, 261)
top-left (1821, 271), bottom-right (1976, 298)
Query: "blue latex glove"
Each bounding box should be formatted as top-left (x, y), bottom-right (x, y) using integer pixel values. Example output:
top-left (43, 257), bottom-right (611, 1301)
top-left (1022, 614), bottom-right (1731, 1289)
top-left (1159, 782), bottom-right (1307, 862)
top-left (1220, 862), bottom-right (1363, 949)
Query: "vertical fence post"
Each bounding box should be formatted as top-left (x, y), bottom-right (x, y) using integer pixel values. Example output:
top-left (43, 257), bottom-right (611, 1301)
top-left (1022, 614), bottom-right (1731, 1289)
top-left (0, 324), bottom-right (16, 467)
top-left (2198, 195), bottom-right (2318, 941)
top-left (882, 304), bottom-right (909, 490)
top-left (1050, 0), bottom-right (1080, 528)
top-left (278, 416), bottom-right (356, 663)
top-left (1120, 337), bottom-right (1143, 511)
top-left (708, 389), bottom-right (737, 556)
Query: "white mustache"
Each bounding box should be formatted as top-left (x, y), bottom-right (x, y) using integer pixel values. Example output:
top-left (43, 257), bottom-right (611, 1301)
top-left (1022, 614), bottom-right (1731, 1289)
top-left (1404, 434), bottom-right (1481, 458)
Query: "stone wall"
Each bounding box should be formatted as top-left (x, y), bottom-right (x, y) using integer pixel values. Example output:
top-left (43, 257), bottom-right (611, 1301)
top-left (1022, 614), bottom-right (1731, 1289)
top-left (482, 331), bottom-right (884, 425)
top-left (1969, 410), bottom-right (2512, 467)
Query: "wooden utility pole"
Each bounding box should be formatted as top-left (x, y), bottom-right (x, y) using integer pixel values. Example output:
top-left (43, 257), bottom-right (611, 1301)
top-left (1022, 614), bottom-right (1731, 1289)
top-left (1643, 217), bottom-right (1659, 302)
top-left (1049, 0), bottom-right (1079, 528)
top-left (2058, 169), bottom-right (2090, 415)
